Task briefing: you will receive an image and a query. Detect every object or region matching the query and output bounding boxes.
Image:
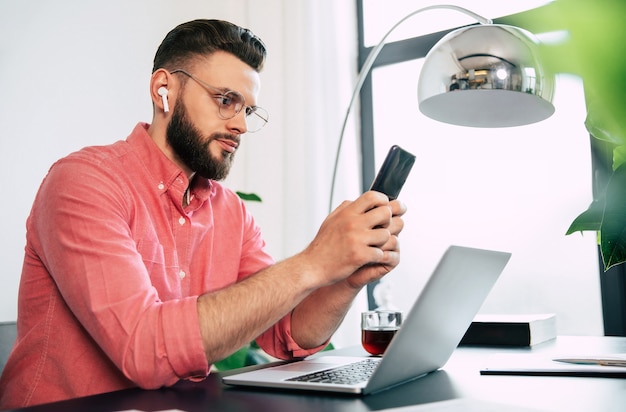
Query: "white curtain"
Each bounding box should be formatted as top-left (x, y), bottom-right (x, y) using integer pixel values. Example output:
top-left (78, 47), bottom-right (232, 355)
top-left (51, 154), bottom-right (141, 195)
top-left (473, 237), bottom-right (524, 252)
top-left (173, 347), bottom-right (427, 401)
top-left (226, 0), bottom-right (361, 260)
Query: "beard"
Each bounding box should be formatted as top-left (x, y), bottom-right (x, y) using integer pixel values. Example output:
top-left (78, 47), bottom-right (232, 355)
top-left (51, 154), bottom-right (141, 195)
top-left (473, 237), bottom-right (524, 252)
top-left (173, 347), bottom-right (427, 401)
top-left (166, 98), bottom-right (238, 180)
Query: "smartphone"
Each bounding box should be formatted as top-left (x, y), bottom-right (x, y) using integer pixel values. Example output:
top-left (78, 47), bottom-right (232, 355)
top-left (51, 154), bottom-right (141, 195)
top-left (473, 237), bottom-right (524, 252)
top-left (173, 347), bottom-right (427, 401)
top-left (369, 145), bottom-right (416, 200)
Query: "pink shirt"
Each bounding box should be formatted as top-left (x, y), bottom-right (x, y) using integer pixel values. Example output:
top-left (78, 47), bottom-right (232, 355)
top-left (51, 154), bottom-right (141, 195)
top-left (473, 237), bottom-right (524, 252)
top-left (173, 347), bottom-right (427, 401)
top-left (0, 123), bottom-right (320, 409)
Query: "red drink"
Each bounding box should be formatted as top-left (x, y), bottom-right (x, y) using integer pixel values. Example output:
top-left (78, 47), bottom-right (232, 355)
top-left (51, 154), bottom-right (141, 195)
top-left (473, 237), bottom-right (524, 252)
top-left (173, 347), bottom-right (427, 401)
top-left (361, 328), bottom-right (398, 355)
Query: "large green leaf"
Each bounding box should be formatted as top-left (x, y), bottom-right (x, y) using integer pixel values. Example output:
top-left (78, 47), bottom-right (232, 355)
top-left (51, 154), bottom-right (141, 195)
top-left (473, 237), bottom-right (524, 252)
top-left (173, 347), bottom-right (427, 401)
top-left (612, 145), bottom-right (626, 171)
top-left (566, 200), bottom-right (603, 235)
top-left (568, 164), bottom-right (626, 271)
top-left (511, 0), bottom-right (626, 270)
top-left (599, 163), bottom-right (626, 270)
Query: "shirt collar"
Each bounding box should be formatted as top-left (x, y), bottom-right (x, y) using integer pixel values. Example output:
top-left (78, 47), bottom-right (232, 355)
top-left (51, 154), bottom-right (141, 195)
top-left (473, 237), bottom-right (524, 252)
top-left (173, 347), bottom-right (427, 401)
top-left (126, 123), bottom-right (213, 205)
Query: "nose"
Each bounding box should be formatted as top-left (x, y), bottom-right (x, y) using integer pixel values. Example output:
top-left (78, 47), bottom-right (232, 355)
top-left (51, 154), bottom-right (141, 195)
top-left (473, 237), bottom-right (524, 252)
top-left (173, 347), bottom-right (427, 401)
top-left (226, 110), bottom-right (248, 135)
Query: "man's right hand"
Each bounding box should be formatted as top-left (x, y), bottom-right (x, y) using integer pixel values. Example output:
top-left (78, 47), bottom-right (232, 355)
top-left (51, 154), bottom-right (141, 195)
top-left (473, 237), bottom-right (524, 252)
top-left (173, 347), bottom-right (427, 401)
top-left (299, 191), bottom-right (398, 288)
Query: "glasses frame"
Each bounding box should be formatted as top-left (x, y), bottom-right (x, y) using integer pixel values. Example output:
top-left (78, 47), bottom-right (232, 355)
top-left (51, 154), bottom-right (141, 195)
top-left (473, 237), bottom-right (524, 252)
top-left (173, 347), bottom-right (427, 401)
top-left (170, 69), bottom-right (268, 133)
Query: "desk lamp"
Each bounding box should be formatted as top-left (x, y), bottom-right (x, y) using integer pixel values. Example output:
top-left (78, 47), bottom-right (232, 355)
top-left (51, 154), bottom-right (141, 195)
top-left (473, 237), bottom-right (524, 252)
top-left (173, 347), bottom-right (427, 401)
top-left (329, 4), bottom-right (555, 212)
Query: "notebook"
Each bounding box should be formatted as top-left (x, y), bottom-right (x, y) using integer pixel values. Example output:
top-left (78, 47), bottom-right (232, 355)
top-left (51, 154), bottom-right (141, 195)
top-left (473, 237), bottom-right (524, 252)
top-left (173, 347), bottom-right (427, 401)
top-left (222, 245), bottom-right (511, 395)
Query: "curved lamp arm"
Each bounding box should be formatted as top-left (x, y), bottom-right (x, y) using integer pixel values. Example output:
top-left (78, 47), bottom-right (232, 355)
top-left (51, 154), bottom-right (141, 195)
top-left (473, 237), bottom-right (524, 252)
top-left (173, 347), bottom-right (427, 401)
top-left (328, 5), bottom-right (492, 213)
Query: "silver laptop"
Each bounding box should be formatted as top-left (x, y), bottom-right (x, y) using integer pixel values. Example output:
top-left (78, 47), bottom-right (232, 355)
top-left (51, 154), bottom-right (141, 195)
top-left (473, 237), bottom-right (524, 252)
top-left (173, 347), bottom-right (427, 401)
top-left (222, 245), bottom-right (511, 395)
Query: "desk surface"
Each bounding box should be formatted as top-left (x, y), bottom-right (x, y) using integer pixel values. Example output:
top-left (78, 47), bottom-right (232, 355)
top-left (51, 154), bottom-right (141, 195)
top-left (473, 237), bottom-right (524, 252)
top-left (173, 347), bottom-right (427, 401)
top-left (6, 336), bottom-right (626, 412)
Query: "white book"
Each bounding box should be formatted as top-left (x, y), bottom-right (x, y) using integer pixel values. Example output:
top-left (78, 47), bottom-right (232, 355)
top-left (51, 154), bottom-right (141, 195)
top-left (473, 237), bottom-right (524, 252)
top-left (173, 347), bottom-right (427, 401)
top-left (459, 313), bottom-right (556, 346)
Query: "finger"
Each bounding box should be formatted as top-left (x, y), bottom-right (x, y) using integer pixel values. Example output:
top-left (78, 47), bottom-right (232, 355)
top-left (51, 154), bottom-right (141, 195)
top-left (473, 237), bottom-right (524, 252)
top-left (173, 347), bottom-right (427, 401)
top-left (379, 234), bottom-right (399, 252)
top-left (387, 215), bottom-right (405, 236)
top-left (380, 250), bottom-right (400, 271)
top-left (367, 227), bottom-right (392, 248)
top-left (378, 241), bottom-right (401, 268)
top-left (372, 235), bottom-right (400, 251)
top-left (364, 203), bottom-right (393, 229)
top-left (390, 199), bottom-right (407, 217)
top-left (355, 191), bottom-right (390, 213)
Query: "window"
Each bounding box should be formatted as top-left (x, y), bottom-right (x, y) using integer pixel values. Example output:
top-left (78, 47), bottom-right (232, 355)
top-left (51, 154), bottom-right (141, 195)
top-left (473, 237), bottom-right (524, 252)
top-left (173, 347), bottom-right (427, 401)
top-left (356, 0), bottom-right (602, 335)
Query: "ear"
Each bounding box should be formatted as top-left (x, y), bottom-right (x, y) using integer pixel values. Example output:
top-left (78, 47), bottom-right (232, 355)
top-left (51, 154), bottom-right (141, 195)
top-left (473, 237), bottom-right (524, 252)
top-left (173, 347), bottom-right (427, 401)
top-left (150, 69), bottom-right (173, 115)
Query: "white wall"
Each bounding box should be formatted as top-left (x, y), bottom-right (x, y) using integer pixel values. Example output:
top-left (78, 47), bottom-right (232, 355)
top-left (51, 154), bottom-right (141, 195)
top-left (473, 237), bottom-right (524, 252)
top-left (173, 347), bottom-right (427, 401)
top-left (0, 0), bottom-right (359, 321)
top-left (0, 1), bottom-right (234, 320)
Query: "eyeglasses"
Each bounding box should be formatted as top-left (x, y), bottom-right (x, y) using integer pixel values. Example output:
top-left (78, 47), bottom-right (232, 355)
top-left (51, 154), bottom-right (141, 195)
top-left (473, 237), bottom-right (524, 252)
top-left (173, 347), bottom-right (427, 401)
top-left (170, 69), bottom-right (269, 133)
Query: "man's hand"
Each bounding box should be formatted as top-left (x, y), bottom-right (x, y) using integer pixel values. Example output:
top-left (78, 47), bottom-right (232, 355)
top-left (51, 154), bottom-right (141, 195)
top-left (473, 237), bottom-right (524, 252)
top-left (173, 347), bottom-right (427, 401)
top-left (344, 197), bottom-right (406, 289)
top-left (299, 191), bottom-right (406, 289)
top-left (289, 193), bottom-right (406, 349)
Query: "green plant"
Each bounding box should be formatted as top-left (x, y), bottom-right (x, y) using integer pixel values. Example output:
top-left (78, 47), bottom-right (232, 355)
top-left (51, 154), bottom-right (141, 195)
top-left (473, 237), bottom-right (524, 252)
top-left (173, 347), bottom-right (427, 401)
top-left (509, 0), bottom-right (626, 270)
top-left (213, 340), bottom-right (271, 371)
top-left (235, 191), bottom-right (262, 202)
top-left (213, 341), bottom-right (336, 372)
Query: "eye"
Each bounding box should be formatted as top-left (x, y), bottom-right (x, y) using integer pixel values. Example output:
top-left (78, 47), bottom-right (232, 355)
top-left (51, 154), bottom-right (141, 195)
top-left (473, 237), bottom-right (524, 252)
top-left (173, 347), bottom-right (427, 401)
top-left (216, 94), bottom-right (234, 107)
top-left (245, 106), bottom-right (257, 117)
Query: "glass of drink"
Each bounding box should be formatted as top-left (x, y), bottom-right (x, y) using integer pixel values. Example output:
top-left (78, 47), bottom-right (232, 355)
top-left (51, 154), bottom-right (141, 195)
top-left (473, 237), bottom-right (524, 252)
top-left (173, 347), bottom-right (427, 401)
top-left (361, 310), bottom-right (402, 356)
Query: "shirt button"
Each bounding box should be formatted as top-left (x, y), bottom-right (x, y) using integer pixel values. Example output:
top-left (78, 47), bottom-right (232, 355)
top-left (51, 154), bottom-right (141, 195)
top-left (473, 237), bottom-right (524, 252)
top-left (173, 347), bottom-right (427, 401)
top-left (178, 216), bottom-right (185, 225)
top-left (179, 270), bottom-right (186, 280)
top-left (158, 182), bottom-right (165, 190)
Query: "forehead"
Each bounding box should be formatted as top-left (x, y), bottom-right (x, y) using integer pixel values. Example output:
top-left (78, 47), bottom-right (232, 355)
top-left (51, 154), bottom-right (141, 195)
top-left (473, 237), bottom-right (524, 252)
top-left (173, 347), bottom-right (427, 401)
top-left (191, 51), bottom-right (261, 101)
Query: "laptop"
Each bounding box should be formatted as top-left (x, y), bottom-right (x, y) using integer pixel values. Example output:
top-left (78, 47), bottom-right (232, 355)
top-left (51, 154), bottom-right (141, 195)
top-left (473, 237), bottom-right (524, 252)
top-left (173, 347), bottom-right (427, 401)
top-left (222, 245), bottom-right (511, 395)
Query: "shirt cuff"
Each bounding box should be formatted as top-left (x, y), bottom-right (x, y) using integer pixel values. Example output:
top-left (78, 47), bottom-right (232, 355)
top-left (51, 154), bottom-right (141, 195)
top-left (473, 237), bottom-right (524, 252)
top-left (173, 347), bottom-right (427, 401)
top-left (161, 296), bottom-right (210, 380)
top-left (258, 311), bottom-right (331, 360)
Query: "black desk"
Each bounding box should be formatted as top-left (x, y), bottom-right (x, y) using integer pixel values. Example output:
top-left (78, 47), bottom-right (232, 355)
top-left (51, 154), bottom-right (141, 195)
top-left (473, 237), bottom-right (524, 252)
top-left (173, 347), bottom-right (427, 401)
top-left (7, 336), bottom-right (626, 412)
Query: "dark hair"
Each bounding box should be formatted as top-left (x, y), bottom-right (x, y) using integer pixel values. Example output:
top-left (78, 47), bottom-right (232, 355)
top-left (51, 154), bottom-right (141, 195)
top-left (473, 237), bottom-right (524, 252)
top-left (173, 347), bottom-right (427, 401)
top-left (152, 19), bottom-right (266, 73)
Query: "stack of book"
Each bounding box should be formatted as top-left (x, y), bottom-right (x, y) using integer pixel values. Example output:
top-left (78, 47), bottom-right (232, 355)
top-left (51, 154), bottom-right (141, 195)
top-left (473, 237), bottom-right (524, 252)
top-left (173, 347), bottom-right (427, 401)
top-left (460, 313), bottom-right (557, 346)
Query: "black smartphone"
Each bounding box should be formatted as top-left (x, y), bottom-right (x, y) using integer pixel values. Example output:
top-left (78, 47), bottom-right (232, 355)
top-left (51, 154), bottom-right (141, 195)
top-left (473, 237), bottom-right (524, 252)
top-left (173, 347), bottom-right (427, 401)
top-left (369, 145), bottom-right (416, 200)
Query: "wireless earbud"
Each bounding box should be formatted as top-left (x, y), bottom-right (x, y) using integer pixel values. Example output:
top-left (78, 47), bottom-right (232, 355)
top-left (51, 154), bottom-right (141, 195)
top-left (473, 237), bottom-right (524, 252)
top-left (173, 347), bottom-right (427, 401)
top-left (158, 87), bottom-right (169, 113)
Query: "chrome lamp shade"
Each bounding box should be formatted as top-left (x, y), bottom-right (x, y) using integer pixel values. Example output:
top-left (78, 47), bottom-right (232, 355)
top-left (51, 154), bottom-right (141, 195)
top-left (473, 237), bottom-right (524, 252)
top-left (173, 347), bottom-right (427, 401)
top-left (329, 6), bottom-right (557, 211)
top-left (418, 24), bottom-right (555, 128)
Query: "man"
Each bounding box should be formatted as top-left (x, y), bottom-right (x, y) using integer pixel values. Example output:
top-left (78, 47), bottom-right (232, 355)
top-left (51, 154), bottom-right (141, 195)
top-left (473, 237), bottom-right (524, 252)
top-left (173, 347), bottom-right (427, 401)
top-left (0, 19), bottom-right (406, 408)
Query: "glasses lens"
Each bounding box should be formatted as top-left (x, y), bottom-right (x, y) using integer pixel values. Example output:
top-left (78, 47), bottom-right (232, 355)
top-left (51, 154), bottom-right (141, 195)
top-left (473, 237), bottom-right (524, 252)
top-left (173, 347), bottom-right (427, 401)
top-left (216, 91), bottom-right (245, 119)
top-left (245, 107), bottom-right (269, 133)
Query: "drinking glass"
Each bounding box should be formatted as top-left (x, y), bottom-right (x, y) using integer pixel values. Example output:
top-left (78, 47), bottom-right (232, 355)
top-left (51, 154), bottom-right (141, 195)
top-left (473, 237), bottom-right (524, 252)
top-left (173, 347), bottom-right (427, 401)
top-left (361, 310), bottom-right (402, 356)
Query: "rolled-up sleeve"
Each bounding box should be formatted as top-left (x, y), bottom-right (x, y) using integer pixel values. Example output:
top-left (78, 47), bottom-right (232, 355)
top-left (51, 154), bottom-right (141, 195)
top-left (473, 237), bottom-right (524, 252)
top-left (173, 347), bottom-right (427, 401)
top-left (256, 313), bottom-right (330, 360)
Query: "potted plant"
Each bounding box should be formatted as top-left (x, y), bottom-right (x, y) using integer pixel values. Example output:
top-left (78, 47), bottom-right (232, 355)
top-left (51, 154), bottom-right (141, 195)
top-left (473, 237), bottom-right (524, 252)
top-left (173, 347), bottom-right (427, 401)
top-left (509, 0), bottom-right (626, 270)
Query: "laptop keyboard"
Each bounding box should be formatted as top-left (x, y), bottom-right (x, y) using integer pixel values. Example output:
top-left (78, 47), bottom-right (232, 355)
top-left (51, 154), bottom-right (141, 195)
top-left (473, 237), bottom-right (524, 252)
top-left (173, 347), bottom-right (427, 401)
top-left (286, 358), bottom-right (381, 385)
